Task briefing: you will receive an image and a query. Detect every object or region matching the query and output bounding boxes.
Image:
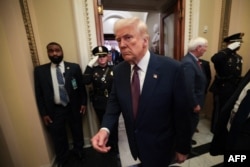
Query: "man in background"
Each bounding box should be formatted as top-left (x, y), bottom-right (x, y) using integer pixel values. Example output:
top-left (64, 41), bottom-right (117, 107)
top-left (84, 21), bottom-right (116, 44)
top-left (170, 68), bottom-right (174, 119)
top-left (181, 37), bottom-right (208, 146)
top-left (34, 42), bottom-right (87, 167)
top-left (210, 33), bottom-right (244, 133)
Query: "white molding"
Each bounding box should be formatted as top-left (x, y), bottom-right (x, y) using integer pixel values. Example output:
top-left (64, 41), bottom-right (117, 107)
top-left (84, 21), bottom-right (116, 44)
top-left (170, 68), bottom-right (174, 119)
top-left (184, 0), bottom-right (200, 53)
top-left (72, 0), bottom-right (97, 69)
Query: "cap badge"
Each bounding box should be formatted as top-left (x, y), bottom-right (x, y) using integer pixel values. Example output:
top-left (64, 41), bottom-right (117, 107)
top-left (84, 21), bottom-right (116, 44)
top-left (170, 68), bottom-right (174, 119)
top-left (98, 46), bottom-right (103, 52)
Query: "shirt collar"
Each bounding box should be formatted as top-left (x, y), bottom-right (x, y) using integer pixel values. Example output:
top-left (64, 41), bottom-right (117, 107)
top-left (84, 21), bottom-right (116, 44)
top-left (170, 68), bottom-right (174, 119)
top-left (51, 61), bottom-right (64, 68)
top-left (189, 52), bottom-right (199, 61)
top-left (131, 51), bottom-right (150, 72)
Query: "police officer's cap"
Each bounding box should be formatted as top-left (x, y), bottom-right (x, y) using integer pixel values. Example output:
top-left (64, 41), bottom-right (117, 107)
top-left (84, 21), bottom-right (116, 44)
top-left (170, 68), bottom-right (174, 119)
top-left (223, 32), bottom-right (244, 43)
top-left (92, 46), bottom-right (109, 56)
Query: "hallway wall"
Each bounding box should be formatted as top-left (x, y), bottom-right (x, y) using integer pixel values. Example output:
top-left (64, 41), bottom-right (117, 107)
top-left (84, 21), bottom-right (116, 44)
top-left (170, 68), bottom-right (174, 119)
top-left (0, 0), bottom-right (51, 166)
top-left (198, 0), bottom-right (250, 120)
top-left (0, 0), bottom-right (96, 166)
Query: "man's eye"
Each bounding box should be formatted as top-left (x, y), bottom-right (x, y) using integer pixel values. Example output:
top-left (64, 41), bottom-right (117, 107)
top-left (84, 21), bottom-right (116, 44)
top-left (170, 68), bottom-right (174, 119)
top-left (116, 38), bottom-right (121, 43)
top-left (124, 36), bottom-right (132, 41)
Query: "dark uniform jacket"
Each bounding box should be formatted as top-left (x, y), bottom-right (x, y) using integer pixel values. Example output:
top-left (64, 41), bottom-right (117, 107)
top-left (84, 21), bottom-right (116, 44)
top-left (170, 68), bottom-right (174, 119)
top-left (209, 48), bottom-right (243, 133)
top-left (83, 65), bottom-right (113, 110)
top-left (210, 70), bottom-right (250, 155)
top-left (210, 48), bottom-right (242, 94)
top-left (200, 59), bottom-right (211, 94)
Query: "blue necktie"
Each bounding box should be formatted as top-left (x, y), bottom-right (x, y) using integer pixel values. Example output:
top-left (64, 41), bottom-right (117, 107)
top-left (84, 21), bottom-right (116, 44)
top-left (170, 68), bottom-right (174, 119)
top-left (56, 65), bottom-right (69, 106)
top-left (131, 65), bottom-right (140, 118)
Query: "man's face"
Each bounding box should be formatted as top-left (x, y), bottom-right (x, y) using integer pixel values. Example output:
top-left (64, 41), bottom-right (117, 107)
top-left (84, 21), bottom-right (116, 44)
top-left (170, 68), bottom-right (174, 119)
top-left (98, 55), bottom-right (108, 66)
top-left (196, 44), bottom-right (208, 57)
top-left (115, 25), bottom-right (147, 64)
top-left (47, 44), bottom-right (63, 64)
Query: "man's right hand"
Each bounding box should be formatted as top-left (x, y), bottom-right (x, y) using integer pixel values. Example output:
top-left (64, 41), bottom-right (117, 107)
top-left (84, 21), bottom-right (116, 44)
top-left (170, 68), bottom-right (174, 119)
top-left (91, 129), bottom-right (111, 153)
top-left (88, 56), bottom-right (98, 67)
top-left (227, 41), bottom-right (241, 50)
top-left (42, 115), bottom-right (53, 126)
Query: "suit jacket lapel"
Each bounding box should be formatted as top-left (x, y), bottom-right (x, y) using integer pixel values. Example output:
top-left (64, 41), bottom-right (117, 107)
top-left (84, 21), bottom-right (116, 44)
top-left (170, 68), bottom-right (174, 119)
top-left (63, 62), bottom-right (70, 79)
top-left (137, 54), bottom-right (159, 121)
top-left (45, 63), bottom-right (53, 88)
top-left (122, 63), bottom-right (135, 120)
top-left (63, 62), bottom-right (71, 89)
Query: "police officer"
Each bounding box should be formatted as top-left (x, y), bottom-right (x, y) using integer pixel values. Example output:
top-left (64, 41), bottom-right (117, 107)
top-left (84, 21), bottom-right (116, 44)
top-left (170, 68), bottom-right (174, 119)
top-left (210, 32), bottom-right (244, 133)
top-left (83, 46), bottom-right (118, 153)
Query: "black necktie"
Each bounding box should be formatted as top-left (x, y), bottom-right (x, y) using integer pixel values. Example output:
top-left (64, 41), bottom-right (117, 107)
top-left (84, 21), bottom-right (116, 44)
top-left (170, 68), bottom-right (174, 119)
top-left (56, 65), bottom-right (69, 106)
top-left (131, 65), bottom-right (140, 118)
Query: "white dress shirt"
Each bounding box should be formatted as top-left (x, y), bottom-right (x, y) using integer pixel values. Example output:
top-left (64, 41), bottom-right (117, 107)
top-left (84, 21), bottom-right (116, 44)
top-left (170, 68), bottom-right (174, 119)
top-left (51, 61), bottom-right (65, 105)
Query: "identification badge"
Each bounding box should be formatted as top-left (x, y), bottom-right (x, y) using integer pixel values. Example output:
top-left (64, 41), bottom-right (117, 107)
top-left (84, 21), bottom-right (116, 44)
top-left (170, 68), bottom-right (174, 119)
top-left (71, 78), bottom-right (78, 89)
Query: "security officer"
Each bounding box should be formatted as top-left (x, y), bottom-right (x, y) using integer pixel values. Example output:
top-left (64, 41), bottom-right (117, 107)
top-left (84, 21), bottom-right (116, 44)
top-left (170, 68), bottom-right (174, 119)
top-left (83, 45), bottom-right (118, 153)
top-left (210, 32), bottom-right (244, 133)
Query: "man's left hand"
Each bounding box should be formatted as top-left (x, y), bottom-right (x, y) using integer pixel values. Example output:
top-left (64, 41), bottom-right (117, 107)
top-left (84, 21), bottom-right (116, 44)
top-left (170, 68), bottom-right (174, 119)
top-left (80, 105), bottom-right (87, 114)
top-left (175, 152), bottom-right (188, 163)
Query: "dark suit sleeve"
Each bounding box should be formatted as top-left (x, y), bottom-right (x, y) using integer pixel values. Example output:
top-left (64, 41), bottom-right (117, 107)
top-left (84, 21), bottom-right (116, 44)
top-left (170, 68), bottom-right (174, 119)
top-left (182, 62), bottom-right (198, 108)
top-left (173, 65), bottom-right (192, 154)
top-left (82, 66), bottom-right (94, 85)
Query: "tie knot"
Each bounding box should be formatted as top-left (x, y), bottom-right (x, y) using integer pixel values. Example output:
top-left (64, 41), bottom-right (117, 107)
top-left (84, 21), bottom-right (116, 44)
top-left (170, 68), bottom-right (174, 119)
top-left (133, 64), bottom-right (140, 71)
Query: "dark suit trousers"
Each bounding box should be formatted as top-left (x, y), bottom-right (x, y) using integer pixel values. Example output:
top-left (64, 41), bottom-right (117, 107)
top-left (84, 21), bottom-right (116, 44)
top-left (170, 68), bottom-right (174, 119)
top-left (191, 111), bottom-right (199, 136)
top-left (47, 104), bottom-right (84, 163)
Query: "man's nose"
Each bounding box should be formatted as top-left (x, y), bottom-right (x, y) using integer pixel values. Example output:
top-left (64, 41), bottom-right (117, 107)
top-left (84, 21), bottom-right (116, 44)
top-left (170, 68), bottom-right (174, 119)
top-left (119, 39), bottom-right (126, 48)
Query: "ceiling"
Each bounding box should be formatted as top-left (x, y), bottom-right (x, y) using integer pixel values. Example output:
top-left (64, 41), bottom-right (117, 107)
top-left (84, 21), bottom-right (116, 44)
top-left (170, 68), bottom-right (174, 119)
top-left (102, 0), bottom-right (176, 13)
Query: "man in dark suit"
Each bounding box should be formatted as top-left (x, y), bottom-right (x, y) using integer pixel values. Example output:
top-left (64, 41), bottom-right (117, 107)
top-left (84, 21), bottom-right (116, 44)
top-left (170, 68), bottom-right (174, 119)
top-left (181, 37), bottom-right (208, 145)
top-left (91, 17), bottom-right (192, 167)
top-left (34, 42), bottom-right (87, 167)
top-left (109, 46), bottom-right (123, 65)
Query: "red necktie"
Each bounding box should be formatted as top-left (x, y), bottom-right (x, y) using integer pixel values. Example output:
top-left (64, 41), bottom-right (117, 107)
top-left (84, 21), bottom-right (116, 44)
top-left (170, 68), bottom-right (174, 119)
top-left (131, 65), bottom-right (140, 118)
top-left (197, 60), bottom-right (202, 69)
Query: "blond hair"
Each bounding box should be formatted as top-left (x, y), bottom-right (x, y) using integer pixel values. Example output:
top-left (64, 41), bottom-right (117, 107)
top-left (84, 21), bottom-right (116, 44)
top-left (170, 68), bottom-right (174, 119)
top-left (113, 17), bottom-right (149, 40)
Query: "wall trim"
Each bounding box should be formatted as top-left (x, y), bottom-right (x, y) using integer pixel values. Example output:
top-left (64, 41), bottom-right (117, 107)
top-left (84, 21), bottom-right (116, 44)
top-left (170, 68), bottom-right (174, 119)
top-left (19, 0), bottom-right (39, 67)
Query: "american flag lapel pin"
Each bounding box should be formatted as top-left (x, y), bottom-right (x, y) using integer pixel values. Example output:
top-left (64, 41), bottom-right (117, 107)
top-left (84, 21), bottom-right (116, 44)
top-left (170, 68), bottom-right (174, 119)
top-left (153, 74), bottom-right (158, 79)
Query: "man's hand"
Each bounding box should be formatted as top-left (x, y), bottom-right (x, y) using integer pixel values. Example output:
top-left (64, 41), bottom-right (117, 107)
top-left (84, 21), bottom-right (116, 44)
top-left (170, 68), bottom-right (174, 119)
top-left (175, 152), bottom-right (188, 163)
top-left (91, 129), bottom-right (111, 153)
top-left (80, 105), bottom-right (87, 114)
top-left (193, 104), bottom-right (201, 113)
top-left (88, 56), bottom-right (98, 67)
top-left (42, 115), bottom-right (53, 126)
top-left (227, 41), bottom-right (241, 50)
